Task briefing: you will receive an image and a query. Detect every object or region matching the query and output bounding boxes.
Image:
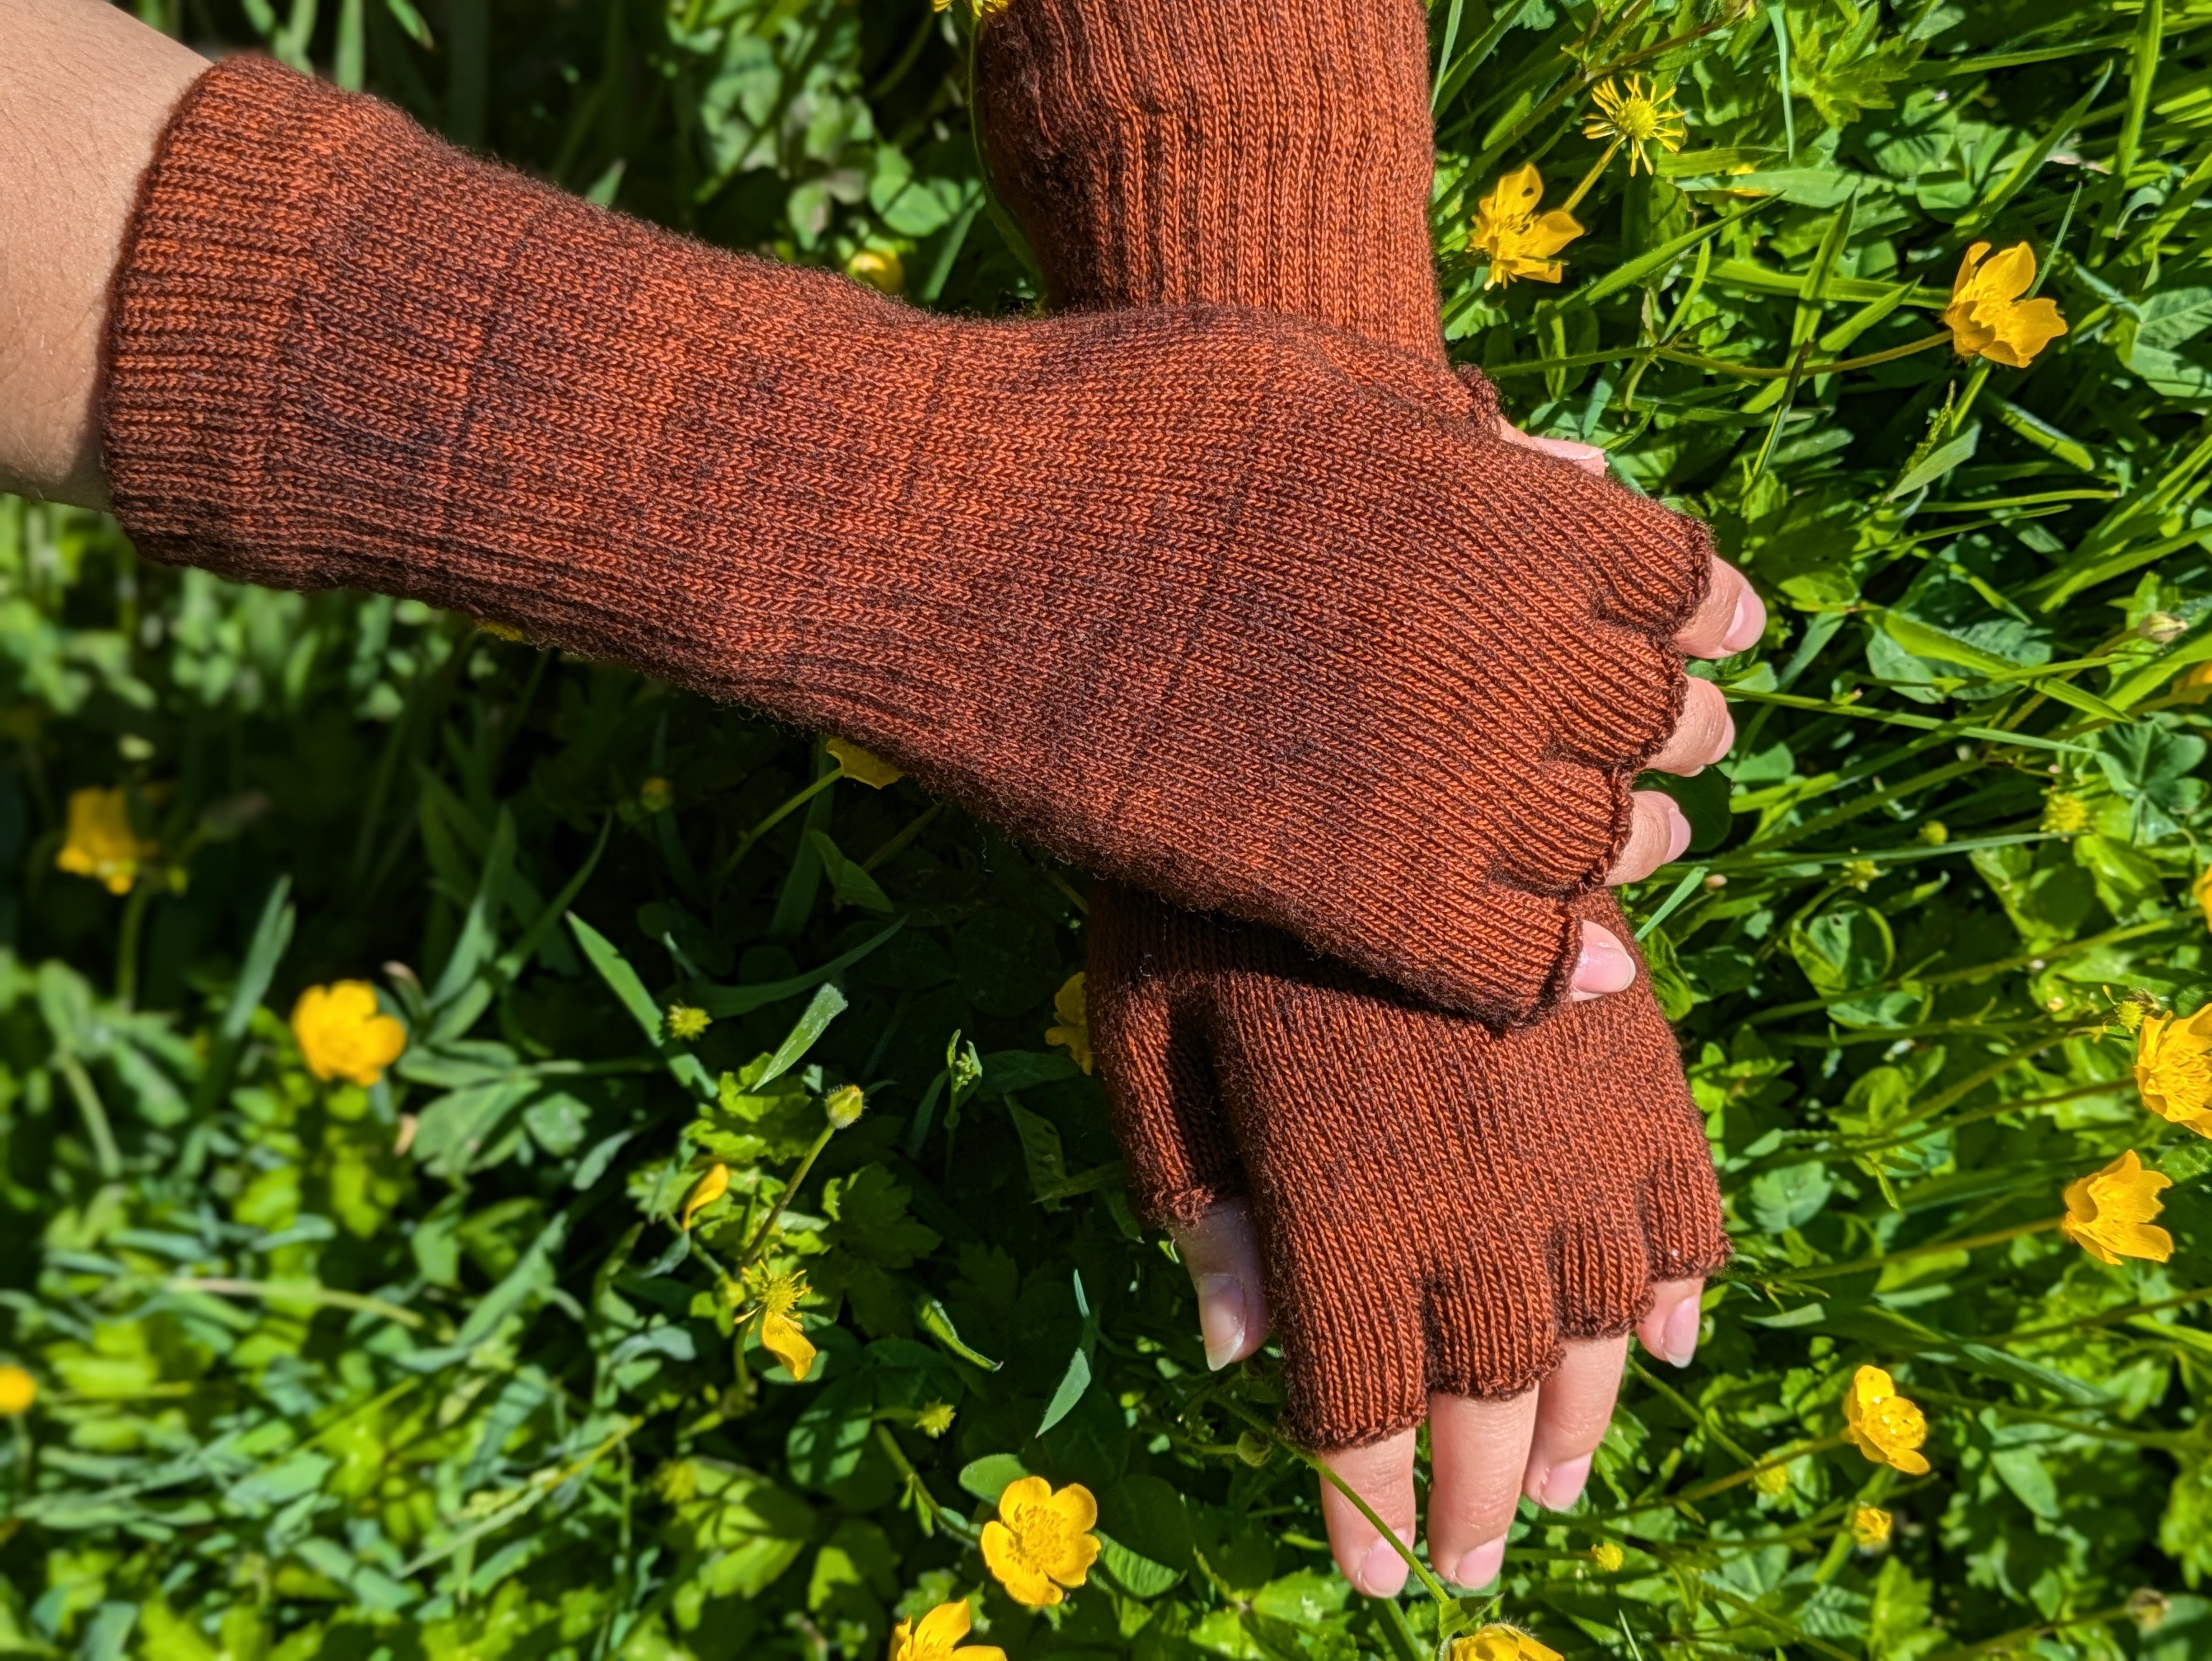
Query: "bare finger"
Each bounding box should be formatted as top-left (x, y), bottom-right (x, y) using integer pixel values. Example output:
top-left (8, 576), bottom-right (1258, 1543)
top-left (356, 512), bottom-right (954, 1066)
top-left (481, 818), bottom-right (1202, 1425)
top-left (1425, 1390), bottom-right (1541, 1590)
top-left (1317, 1432), bottom-right (1419, 1598)
top-left (1674, 559), bottom-right (1764, 660)
top-left (1605, 791), bottom-right (1691, 886)
top-left (1569, 923), bottom-right (1635, 1002)
top-left (1645, 678), bottom-right (1736, 776)
top-left (1521, 1336), bottom-right (1627, 1510)
top-left (1495, 416), bottom-right (1608, 477)
top-left (1169, 1199), bottom-right (1272, 1372)
top-left (1637, 1278), bottom-right (1706, 1369)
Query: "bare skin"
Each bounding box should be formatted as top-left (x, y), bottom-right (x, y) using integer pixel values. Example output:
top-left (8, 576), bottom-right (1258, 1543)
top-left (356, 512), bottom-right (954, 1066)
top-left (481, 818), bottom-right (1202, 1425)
top-left (0, 0), bottom-right (1762, 1597)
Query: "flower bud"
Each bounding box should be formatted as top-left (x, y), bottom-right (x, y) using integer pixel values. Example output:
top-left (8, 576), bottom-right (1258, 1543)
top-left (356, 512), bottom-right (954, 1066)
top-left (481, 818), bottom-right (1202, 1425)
top-left (2040, 792), bottom-right (2091, 836)
top-left (1916, 819), bottom-right (1948, 846)
top-left (844, 247), bottom-right (905, 296)
top-left (1752, 1462), bottom-right (1790, 1497)
top-left (1851, 1505), bottom-right (1893, 1549)
top-left (1589, 1541), bottom-right (1625, 1572)
top-left (640, 776), bottom-right (674, 813)
top-left (2139, 611), bottom-right (2187, 646)
top-left (2129, 1589), bottom-right (2171, 1632)
top-left (1235, 1430), bottom-right (1273, 1467)
top-left (825, 1084), bottom-right (866, 1129)
top-left (665, 1003), bottom-right (710, 1042)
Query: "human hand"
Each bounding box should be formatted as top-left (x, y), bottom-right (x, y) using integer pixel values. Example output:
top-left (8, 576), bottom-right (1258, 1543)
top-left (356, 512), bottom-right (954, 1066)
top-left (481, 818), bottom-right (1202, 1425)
top-left (1488, 418), bottom-right (1762, 1000)
top-left (1088, 884), bottom-right (1728, 1598)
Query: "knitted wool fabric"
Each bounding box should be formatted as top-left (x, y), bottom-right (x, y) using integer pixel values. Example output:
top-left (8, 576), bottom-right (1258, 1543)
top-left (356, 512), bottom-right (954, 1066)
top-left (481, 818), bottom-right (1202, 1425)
top-left (100, 55), bottom-right (1711, 1027)
top-left (977, 0), bottom-right (1729, 1444)
top-left (1088, 889), bottom-right (1729, 1445)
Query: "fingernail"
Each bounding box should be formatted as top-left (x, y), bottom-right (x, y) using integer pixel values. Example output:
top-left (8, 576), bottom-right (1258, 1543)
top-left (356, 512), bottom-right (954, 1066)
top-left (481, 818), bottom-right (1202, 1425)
top-left (1570, 926), bottom-right (1636, 1002)
top-left (1452, 1537), bottom-right (1506, 1590)
top-left (1663, 1296), bottom-right (1702, 1368)
top-left (1359, 1531), bottom-right (1414, 1597)
top-left (1196, 1273), bottom-right (1248, 1371)
top-left (1723, 590), bottom-right (1765, 654)
top-left (1539, 1454), bottom-right (1592, 1511)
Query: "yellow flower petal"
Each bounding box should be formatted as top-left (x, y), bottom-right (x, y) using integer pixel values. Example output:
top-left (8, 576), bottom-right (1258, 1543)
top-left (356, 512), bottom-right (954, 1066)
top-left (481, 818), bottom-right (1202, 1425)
top-left (55, 786), bottom-right (160, 896)
top-left (2136, 1008), bottom-right (2212, 1133)
top-left (0, 1365), bottom-right (36, 1416)
top-left (2062, 1150), bottom-right (2175, 1265)
top-left (983, 1477), bottom-right (1099, 1606)
top-left (1472, 165), bottom-right (1585, 290)
top-left (1944, 242), bottom-right (2067, 366)
top-left (827, 737), bottom-right (904, 788)
top-left (1045, 974), bottom-right (1092, 1074)
top-left (981, 1518), bottom-right (1063, 1606)
top-left (760, 1309), bottom-right (817, 1381)
top-left (680, 1163), bottom-right (731, 1230)
top-left (1842, 1364), bottom-right (1932, 1473)
top-left (290, 981), bottom-right (409, 1086)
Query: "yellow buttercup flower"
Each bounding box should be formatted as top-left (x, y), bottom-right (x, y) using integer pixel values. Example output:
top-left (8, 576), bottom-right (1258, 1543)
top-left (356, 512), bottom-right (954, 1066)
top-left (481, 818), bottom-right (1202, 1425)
top-left (1852, 1505), bottom-right (1893, 1549)
top-left (827, 737), bottom-right (905, 788)
top-left (1448, 1627), bottom-right (1564, 1661)
top-left (1471, 164), bottom-right (1584, 290)
top-left (981, 1476), bottom-right (1100, 1606)
top-left (2062, 1150), bottom-right (2175, 1266)
top-left (889, 1600), bottom-right (1003, 1661)
top-left (2194, 865), bottom-right (2212, 930)
top-left (748, 1268), bottom-right (817, 1382)
top-left (665, 1003), bottom-right (711, 1042)
top-left (1842, 1365), bottom-right (1931, 1475)
top-left (2173, 661), bottom-right (2212, 704)
top-left (1943, 243), bottom-right (2068, 368)
top-left (1583, 75), bottom-right (1686, 175)
top-left (55, 786), bottom-right (158, 896)
top-left (680, 1163), bottom-right (731, 1230)
top-left (2135, 1006), bottom-right (2212, 1135)
top-left (845, 248), bottom-right (906, 297)
top-left (290, 982), bottom-right (407, 1086)
top-left (0, 1365), bottom-right (36, 1416)
top-left (1045, 973), bottom-right (1092, 1074)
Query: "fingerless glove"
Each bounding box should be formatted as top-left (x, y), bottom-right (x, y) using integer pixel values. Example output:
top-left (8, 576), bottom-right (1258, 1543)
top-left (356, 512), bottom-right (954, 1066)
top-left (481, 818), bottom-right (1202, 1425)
top-left (105, 55), bottom-right (1706, 1023)
top-left (978, 0), bottom-right (1732, 1445)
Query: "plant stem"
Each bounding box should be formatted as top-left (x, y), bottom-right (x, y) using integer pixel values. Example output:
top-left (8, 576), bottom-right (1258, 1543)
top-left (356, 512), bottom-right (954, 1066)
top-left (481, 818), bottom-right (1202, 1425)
top-left (719, 769), bottom-right (840, 880)
top-left (736, 1124), bottom-right (837, 1272)
top-left (1768, 1216), bottom-right (2062, 1284)
top-left (115, 881), bottom-right (154, 1009)
top-left (55, 1054), bottom-right (121, 1180)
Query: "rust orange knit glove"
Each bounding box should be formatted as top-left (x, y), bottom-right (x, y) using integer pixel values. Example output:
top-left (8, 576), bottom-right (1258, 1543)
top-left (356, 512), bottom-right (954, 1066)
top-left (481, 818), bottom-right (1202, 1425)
top-left (974, 0), bottom-right (1733, 1447)
top-left (103, 55), bottom-right (1709, 1026)
top-left (1088, 886), bottom-right (1730, 1446)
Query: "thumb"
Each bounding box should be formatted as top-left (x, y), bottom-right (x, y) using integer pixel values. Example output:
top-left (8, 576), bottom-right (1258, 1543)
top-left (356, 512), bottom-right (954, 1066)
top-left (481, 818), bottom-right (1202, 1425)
top-left (1172, 1200), bottom-right (1273, 1371)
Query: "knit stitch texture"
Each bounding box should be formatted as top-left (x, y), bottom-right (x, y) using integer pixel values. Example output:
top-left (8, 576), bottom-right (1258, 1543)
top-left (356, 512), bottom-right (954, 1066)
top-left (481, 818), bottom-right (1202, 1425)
top-left (979, 0), bottom-right (1731, 1444)
top-left (103, 54), bottom-right (1709, 1024)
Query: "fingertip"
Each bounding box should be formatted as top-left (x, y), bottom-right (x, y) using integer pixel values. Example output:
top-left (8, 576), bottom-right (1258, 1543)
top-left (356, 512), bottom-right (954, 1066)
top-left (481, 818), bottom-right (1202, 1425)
top-left (1570, 923), bottom-right (1636, 1002)
top-left (1721, 584), bottom-right (1768, 656)
top-left (1663, 795), bottom-right (1693, 863)
top-left (1195, 1273), bottom-right (1250, 1371)
top-left (1356, 1530), bottom-right (1415, 1598)
top-left (1638, 1279), bottom-right (1705, 1368)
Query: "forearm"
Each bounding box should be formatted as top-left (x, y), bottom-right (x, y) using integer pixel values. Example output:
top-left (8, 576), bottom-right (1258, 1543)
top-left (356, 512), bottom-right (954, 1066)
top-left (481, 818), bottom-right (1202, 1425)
top-left (0, 0), bottom-right (205, 507)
